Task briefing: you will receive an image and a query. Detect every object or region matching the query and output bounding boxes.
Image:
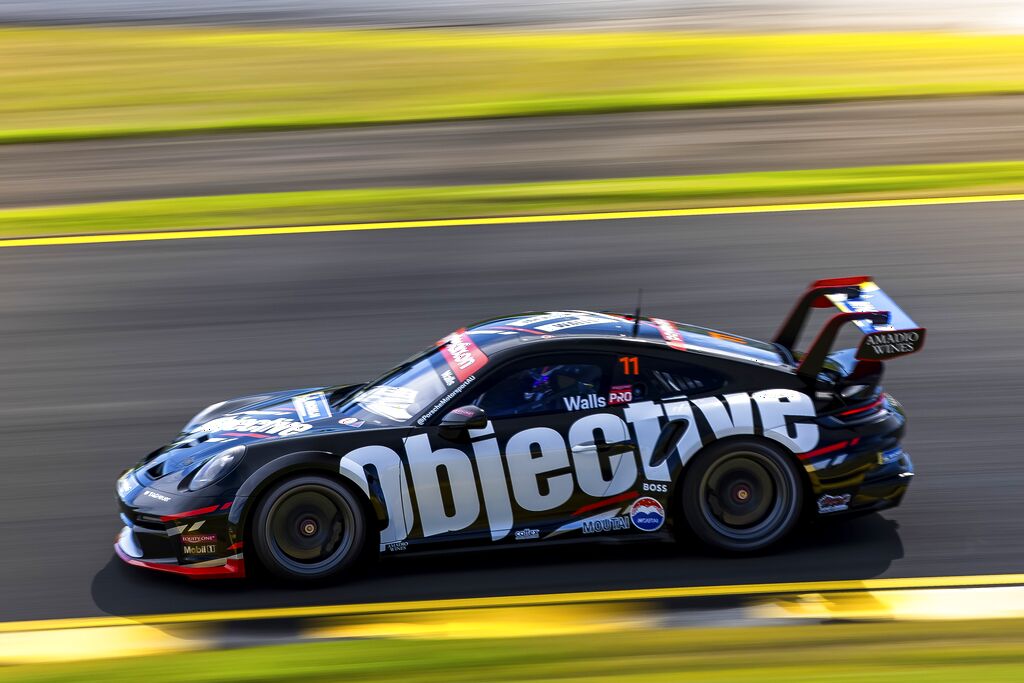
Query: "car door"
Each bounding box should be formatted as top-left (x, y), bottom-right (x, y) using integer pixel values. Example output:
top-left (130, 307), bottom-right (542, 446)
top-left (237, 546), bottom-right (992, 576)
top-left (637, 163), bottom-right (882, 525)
top-left (456, 352), bottom-right (639, 541)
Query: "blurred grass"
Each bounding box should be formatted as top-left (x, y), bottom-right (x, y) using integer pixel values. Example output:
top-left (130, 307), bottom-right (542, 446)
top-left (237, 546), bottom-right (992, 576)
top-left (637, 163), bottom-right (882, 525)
top-left (3, 619), bottom-right (1024, 682)
top-left (3, 28), bottom-right (1024, 143)
top-left (1, 161), bottom-right (1022, 238)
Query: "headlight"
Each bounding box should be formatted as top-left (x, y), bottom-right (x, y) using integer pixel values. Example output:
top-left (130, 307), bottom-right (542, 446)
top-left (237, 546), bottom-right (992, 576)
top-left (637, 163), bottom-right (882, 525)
top-left (188, 445), bottom-right (245, 491)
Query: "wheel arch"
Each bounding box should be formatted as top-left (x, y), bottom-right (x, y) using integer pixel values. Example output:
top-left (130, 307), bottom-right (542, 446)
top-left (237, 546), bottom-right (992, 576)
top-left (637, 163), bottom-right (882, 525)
top-left (228, 451), bottom-right (385, 539)
top-left (666, 433), bottom-right (814, 523)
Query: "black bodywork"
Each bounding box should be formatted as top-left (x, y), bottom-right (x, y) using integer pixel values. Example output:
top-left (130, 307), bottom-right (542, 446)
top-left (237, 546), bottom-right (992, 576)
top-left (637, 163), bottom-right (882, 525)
top-left (115, 278), bottom-right (921, 578)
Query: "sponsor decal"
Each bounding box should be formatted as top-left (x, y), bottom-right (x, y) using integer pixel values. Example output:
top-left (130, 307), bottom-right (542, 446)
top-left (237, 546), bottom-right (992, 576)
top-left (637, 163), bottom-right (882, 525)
top-left (506, 312), bottom-right (577, 327)
top-left (181, 534), bottom-right (217, 544)
top-left (817, 493), bottom-right (852, 514)
top-left (582, 515), bottom-right (630, 534)
top-left (440, 368), bottom-right (457, 387)
top-left (143, 489), bottom-right (170, 502)
top-left (356, 386), bottom-right (419, 422)
top-left (416, 374), bottom-right (478, 426)
top-left (535, 315), bottom-right (612, 333)
top-left (860, 330), bottom-right (923, 358)
top-left (642, 482), bottom-right (668, 493)
top-left (608, 384), bottom-right (633, 406)
top-left (514, 528), bottom-right (540, 540)
top-left (650, 318), bottom-right (687, 351)
top-left (563, 393), bottom-right (607, 411)
top-left (385, 541), bottom-right (408, 553)
top-left (879, 447), bottom-right (904, 465)
top-left (504, 312), bottom-right (619, 332)
top-left (338, 417), bottom-right (366, 427)
top-left (196, 415), bottom-right (312, 437)
top-left (630, 497), bottom-right (665, 532)
top-left (182, 544), bottom-right (217, 555)
top-left (292, 391), bottom-right (332, 422)
top-left (341, 388), bottom-right (818, 546)
top-left (439, 330), bottom-right (489, 382)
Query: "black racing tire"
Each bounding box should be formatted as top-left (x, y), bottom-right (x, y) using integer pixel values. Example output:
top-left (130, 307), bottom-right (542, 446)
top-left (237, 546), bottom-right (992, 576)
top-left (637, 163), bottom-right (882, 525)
top-left (251, 474), bottom-right (369, 582)
top-left (680, 439), bottom-right (803, 553)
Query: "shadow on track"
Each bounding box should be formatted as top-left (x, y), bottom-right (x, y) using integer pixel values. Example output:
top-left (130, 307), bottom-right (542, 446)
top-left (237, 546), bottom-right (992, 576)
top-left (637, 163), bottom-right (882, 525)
top-left (91, 514), bottom-right (903, 618)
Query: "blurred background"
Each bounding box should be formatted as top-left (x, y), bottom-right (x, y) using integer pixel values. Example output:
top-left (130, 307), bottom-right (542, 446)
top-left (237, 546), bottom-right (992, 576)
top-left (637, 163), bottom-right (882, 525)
top-left (2, 1), bottom-right (1024, 680)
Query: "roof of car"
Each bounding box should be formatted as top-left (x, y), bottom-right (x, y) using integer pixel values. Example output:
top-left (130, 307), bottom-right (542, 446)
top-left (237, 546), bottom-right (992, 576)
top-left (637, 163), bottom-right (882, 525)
top-left (449, 310), bottom-right (787, 368)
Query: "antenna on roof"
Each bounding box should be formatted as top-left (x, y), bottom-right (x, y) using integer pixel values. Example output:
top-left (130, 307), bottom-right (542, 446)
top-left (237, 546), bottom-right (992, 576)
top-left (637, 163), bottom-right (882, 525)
top-left (632, 288), bottom-right (643, 337)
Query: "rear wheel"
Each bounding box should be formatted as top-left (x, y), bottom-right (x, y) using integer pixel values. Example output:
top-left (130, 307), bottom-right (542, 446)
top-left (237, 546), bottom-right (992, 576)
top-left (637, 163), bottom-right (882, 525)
top-left (251, 475), bottom-right (369, 582)
top-left (681, 439), bottom-right (803, 552)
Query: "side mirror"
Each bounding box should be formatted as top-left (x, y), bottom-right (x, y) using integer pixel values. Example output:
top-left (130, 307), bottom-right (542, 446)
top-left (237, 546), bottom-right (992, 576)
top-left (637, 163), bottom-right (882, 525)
top-left (439, 405), bottom-right (489, 437)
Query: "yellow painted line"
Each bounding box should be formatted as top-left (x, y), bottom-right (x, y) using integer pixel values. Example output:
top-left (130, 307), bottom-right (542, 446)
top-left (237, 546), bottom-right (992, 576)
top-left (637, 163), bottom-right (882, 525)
top-left (2, 573), bottom-right (1023, 634)
top-left (2, 192), bottom-right (1023, 249)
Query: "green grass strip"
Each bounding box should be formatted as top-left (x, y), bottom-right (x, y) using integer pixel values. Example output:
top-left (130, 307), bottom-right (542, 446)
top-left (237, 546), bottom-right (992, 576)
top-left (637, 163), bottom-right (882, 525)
top-left (3, 28), bottom-right (1024, 143)
top-left (3, 619), bottom-right (1024, 682)
top-left (1, 161), bottom-right (1023, 239)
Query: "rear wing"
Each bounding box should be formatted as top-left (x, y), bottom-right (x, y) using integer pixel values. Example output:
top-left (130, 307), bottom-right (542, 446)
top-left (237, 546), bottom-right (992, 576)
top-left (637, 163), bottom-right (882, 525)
top-left (774, 277), bottom-right (926, 381)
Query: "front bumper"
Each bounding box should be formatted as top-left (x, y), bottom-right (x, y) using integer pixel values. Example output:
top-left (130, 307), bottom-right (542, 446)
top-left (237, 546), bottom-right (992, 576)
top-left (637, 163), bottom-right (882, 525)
top-left (115, 524), bottom-right (245, 579)
top-left (114, 480), bottom-right (245, 579)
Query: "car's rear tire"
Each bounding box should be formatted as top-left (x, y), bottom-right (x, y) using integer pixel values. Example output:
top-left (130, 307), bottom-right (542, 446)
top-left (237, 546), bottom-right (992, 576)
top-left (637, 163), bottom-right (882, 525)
top-left (251, 474), bottom-right (369, 582)
top-left (680, 439), bottom-right (803, 553)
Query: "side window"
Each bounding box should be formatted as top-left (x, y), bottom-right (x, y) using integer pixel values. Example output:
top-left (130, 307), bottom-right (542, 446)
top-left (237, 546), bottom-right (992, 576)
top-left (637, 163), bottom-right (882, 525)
top-left (610, 354), bottom-right (728, 403)
top-left (473, 360), bottom-right (607, 418)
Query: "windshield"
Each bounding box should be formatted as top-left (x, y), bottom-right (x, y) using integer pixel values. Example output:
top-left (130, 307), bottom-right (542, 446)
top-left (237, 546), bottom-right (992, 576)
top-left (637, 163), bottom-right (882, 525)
top-left (333, 331), bottom-right (489, 426)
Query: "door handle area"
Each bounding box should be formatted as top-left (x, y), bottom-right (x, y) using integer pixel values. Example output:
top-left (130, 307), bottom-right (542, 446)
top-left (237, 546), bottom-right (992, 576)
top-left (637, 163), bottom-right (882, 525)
top-left (571, 441), bottom-right (637, 457)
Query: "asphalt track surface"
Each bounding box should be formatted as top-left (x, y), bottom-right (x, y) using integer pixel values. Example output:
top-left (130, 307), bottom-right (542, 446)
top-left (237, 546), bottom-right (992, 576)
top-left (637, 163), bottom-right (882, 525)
top-left (1, 200), bottom-right (1022, 622)
top-left (5, 96), bottom-right (1024, 207)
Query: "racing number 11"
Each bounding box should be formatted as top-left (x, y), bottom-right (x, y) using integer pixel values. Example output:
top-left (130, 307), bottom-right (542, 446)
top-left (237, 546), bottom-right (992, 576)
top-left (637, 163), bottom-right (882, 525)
top-left (618, 356), bottom-right (639, 375)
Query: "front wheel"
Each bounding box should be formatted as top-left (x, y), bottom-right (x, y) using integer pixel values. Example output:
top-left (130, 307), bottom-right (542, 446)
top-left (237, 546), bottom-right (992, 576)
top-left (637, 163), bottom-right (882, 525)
top-left (680, 439), bottom-right (803, 553)
top-left (251, 475), bottom-right (369, 582)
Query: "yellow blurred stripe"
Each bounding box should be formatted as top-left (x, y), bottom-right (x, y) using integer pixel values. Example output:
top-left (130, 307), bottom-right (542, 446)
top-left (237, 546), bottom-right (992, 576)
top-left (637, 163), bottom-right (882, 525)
top-left (754, 586), bottom-right (1024, 622)
top-left (0, 624), bottom-right (206, 664)
top-left (2, 192), bottom-right (1023, 249)
top-left (307, 604), bottom-right (644, 640)
top-left (3, 573), bottom-right (1024, 634)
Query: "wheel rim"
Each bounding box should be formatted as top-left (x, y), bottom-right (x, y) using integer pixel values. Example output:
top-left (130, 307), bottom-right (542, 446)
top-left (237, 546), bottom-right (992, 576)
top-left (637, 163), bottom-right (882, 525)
top-left (698, 450), bottom-right (796, 543)
top-left (264, 484), bottom-right (356, 575)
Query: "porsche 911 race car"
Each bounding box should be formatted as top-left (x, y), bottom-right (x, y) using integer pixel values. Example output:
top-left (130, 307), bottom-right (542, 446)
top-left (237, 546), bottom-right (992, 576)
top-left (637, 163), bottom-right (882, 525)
top-left (114, 276), bottom-right (924, 581)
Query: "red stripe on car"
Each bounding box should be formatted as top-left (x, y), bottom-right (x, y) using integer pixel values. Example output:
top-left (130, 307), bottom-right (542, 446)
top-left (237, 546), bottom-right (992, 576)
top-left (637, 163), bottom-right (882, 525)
top-left (572, 491), bottom-right (639, 517)
top-left (840, 396), bottom-right (885, 416)
top-left (160, 504), bottom-right (220, 522)
top-left (798, 440), bottom-right (850, 461)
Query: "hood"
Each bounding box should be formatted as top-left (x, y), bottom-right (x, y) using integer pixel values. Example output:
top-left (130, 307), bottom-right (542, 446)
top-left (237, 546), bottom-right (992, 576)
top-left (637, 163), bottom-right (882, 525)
top-left (137, 385), bottom-right (365, 490)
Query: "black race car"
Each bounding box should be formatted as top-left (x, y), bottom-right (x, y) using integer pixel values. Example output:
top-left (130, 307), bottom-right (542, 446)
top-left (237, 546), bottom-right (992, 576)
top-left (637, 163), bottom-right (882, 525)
top-left (115, 277), bottom-right (924, 581)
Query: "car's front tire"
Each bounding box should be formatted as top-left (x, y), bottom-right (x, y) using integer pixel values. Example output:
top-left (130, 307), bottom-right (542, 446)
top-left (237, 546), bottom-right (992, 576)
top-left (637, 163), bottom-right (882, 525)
top-left (680, 439), bottom-right (803, 553)
top-left (251, 474), bottom-right (369, 582)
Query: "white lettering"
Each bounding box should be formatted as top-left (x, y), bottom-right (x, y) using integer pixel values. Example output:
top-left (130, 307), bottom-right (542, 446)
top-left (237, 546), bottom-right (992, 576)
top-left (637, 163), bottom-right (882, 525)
top-left (662, 399), bottom-right (705, 467)
top-left (405, 434), bottom-right (481, 537)
top-left (568, 413), bottom-right (637, 497)
top-left (340, 445), bottom-right (414, 544)
top-left (623, 401), bottom-right (671, 482)
top-left (470, 423), bottom-right (514, 541)
top-left (340, 388), bottom-right (821, 546)
top-left (752, 389), bottom-right (819, 453)
top-left (691, 393), bottom-right (755, 440)
top-left (504, 427), bottom-right (573, 512)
